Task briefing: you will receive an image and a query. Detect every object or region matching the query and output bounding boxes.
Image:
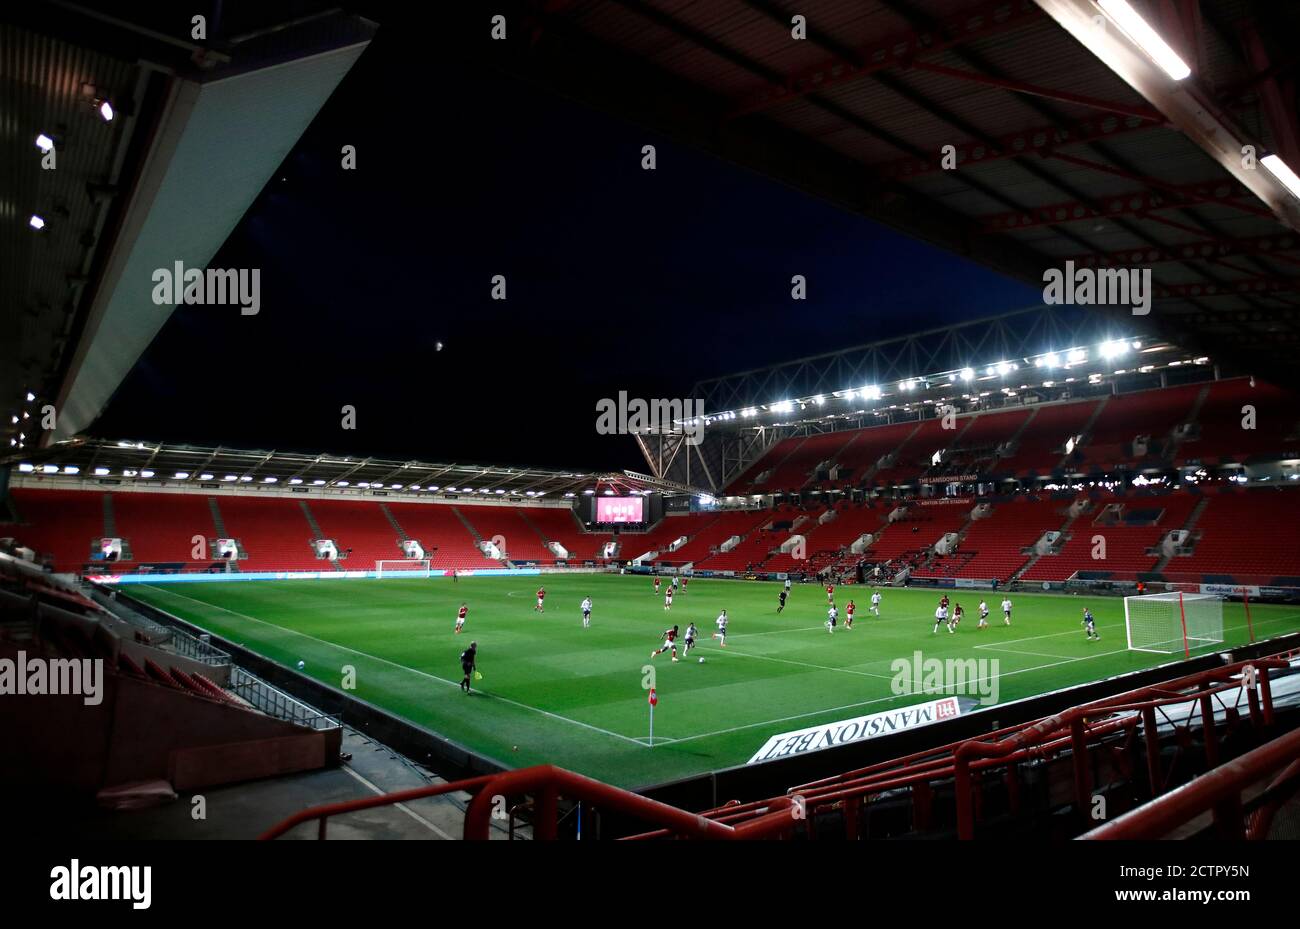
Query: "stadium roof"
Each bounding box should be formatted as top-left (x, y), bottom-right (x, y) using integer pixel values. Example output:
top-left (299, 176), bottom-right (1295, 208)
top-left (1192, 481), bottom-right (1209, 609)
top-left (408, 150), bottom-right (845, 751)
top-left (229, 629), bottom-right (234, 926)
top-left (489, 0), bottom-right (1300, 379)
top-left (1, 1), bottom-right (376, 451)
top-left (7, 437), bottom-right (709, 500)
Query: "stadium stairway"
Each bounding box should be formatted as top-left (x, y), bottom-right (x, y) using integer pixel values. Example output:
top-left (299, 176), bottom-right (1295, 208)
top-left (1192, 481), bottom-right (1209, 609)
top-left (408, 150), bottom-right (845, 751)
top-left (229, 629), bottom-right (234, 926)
top-left (379, 503), bottom-right (410, 543)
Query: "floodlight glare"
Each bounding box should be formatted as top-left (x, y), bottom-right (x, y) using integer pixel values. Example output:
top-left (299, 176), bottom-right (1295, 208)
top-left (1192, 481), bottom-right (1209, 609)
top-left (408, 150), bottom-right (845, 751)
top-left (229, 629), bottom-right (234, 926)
top-left (35, 133), bottom-right (54, 152)
top-left (29, 215), bottom-right (45, 231)
top-left (1098, 0), bottom-right (1191, 81)
top-left (1067, 348), bottom-right (1087, 364)
top-left (98, 99), bottom-right (115, 121)
top-left (960, 368), bottom-right (974, 382)
top-left (94, 467), bottom-right (110, 476)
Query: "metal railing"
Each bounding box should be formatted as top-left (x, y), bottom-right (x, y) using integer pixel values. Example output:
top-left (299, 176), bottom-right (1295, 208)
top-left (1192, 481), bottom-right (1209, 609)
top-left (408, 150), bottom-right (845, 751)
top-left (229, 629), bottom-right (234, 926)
top-left (228, 667), bottom-right (340, 731)
top-left (167, 627), bottom-right (231, 666)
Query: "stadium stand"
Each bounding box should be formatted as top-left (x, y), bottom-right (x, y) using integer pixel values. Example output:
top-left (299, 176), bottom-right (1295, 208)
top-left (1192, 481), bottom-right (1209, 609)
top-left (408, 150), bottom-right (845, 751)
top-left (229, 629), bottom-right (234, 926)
top-left (755, 431), bottom-right (859, 492)
top-left (614, 512), bottom-right (718, 563)
top-left (1177, 378), bottom-right (1300, 464)
top-left (1, 488), bottom-right (105, 572)
top-left (1073, 384), bottom-right (1203, 471)
top-left (456, 505), bottom-right (555, 563)
top-left (1022, 491), bottom-right (1200, 582)
top-left (994, 398), bottom-right (1101, 477)
top-left (309, 499), bottom-right (406, 567)
top-left (112, 492), bottom-right (217, 568)
top-left (216, 496), bottom-right (322, 572)
top-left (667, 510), bottom-right (771, 565)
top-left (932, 495), bottom-right (1069, 583)
top-left (519, 506), bottom-right (595, 560)
top-left (383, 502), bottom-right (496, 571)
top-left (1170, 488), bottom-right (1300, 584)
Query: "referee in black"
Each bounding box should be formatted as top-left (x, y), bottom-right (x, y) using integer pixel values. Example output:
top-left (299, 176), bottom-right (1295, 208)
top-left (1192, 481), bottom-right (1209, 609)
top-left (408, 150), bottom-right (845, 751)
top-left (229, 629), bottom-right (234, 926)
top-left (459, 640), bottom-right (478, 693)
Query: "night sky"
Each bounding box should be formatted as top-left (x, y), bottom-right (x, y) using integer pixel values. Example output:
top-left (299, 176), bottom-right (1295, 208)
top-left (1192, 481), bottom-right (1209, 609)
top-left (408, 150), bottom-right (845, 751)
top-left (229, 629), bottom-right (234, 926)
top-left (91, 3), bottom-right (1040, 472)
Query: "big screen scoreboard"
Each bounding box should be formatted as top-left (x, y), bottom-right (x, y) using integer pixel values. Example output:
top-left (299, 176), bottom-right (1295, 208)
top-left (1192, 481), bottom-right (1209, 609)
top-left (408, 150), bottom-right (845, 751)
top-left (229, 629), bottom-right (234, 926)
top-left (595, 496), bottom-right (643, 524)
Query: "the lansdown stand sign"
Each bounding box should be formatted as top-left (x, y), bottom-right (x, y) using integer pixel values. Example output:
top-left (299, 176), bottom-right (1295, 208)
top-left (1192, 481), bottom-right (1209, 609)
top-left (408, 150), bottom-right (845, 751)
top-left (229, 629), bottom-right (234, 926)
top-left (747, 696), bottom-right (970, 765)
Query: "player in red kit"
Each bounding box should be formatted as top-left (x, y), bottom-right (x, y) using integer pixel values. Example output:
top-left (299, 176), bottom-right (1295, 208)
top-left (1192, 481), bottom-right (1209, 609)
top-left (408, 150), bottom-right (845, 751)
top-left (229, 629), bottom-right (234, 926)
top-left (454, 603), bottom-right (468, 634)
top-left (845, 599), bottom-right (855, 630)
top-left (826, 583), bottom-right (835, 604)
top-left (535, 587), bottom-right (546, 613)
top-left (651, 625), bottom-right (680, 662)
top-left (654, 576), bottom-right (661, 595)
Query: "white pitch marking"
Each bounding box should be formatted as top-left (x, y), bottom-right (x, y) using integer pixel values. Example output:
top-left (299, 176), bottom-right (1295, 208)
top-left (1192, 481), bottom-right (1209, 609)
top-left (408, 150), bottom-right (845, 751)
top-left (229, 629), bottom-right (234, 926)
top-left (140, 585), bottom-right (649, 748)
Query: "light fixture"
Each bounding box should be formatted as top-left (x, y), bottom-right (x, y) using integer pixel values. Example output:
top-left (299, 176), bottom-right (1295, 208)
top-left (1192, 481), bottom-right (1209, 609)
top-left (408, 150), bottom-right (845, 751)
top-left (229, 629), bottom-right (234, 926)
top-left (25, 392), bottom-right (35, 402)
top-left (97, 99), bottom-right (115, 121)
top-left (29, 215), bottom-right (46, 231)
top-left (1097, 0), bottom-right (1191, 80)
top-left (94, 467), bottom-right (110, 476)
top-left (140, 469), bottom-right (155, 478)
top-left (1262, 154), bottom-right (1300, 199)
top-left (35, 133), bottom-right (54, 152)
top-left (174, 471), bottom-right (189, 479)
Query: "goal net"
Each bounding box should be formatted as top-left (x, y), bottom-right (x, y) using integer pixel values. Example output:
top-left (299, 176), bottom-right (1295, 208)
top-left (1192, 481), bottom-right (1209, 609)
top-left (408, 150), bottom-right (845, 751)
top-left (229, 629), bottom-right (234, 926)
top-left (1124, 591), bottom-right (1224, 656)
top-left (375, 559), bottom-right (432, 578)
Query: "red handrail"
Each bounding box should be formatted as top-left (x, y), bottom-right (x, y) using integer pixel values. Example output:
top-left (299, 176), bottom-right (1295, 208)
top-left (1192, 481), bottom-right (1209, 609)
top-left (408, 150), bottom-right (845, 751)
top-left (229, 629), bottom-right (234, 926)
top-left (1080, 726), bottom-right (1300, 839)
top-left (260, 775), bottom-right (497, 839)
top-left (260, 764), bottom-right (802, 840)
top-left (261, 651), bottom-right (1294, 841)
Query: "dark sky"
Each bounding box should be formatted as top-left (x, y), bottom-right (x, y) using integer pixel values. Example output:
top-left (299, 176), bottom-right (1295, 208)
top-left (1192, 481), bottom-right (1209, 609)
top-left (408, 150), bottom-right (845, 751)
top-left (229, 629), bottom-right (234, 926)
top-left (91, 2), bottom-right (1040, 472)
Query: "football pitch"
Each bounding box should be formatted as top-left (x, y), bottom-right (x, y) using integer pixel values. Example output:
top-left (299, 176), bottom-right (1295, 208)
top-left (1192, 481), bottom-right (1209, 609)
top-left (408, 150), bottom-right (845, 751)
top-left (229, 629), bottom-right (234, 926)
top-left (125, 575), bottom-right (1300, 789)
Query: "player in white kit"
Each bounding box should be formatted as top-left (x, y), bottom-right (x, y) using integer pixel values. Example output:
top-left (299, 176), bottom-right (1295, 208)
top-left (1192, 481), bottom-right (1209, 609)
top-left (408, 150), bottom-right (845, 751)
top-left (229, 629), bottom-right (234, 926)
top-left (713, 610), bottom-right (728, 647)
top-left (870, 590), bottom-right (882, 616)
top-left (932, 603), bottom-right (949, 634)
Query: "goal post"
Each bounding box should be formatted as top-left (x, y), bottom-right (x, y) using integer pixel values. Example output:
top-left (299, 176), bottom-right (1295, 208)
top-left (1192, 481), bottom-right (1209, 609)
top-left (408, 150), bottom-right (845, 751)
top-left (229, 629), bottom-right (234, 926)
top-left (375, 559), bottom-right (432, 578)
top-left (1124, 591), bottom-right (1224, 657)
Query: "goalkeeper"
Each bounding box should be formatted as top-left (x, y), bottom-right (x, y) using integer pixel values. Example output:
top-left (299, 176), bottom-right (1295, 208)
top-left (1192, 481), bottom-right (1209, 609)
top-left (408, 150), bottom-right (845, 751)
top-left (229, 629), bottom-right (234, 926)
top-left (1081, 608), bottom-right (1099, 641)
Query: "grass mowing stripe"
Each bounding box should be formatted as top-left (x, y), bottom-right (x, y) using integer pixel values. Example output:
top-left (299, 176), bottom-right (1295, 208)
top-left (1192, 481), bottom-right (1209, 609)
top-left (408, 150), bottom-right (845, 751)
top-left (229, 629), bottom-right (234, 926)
top-left (122, 576), bottom-right (1300, 788)
top-left (140, 584), bottom-right (649, 748)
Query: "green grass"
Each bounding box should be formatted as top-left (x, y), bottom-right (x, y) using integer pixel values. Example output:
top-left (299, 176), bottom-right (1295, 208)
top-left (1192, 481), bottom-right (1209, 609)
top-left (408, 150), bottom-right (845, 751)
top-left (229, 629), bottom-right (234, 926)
top-left (124, 575), bottom-right (1300, 789)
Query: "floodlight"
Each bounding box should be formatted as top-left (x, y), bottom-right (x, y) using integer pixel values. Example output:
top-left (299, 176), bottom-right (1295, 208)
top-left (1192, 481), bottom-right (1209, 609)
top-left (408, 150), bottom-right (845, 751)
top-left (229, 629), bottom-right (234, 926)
top-left (29, 215), bottom-right (45, 231)
top-left (1098, 0), bottom-right (1191, 80)
top-left (1261, 155), bottom-right (1300, 199)
top-left (35, 133), bottom-right (54, 152)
